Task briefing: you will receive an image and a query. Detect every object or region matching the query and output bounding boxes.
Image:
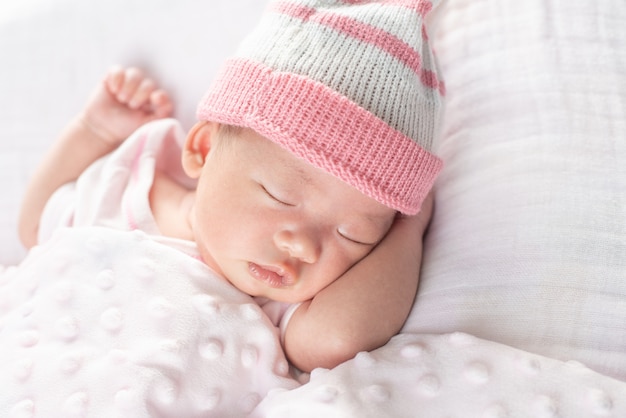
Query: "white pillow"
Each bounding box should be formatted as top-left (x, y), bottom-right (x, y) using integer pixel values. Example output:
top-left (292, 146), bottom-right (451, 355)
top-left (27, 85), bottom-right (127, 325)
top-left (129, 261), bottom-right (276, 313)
top-left (405, 0), bottom-right (626, 381)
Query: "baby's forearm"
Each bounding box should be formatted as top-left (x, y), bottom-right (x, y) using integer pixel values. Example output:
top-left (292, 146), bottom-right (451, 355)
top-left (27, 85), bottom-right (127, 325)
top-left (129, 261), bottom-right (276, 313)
top-left (283, 200), bottom-right (432, 372)
top-left (18, 116), bottom-right (117, 248)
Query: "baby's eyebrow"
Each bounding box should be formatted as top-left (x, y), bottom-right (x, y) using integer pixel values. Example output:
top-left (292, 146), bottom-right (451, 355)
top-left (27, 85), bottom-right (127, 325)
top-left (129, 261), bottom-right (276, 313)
top-left (358, 211), bottom-right (395, 237)
top-left (364, 208), bottom-right (396, 224)
top-left (292, 164), bottom-right (314, 186)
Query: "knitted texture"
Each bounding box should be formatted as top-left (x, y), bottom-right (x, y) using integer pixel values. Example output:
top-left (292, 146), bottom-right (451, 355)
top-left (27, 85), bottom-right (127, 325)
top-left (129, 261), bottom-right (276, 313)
top-left (197, 0), bottom-right (444, 214)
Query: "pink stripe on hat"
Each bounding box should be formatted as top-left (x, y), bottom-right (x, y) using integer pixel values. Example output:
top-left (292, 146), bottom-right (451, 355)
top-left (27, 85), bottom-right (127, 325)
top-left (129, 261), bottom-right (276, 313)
top-left (270, 1), bottom-right (443, 92)
top-left (197, 0), bottom-right (445, 214)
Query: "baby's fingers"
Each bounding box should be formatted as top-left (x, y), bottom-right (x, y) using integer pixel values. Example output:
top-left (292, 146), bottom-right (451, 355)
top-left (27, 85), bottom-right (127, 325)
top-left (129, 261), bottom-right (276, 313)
top-left (105, 66), bottom-right (125, 95)
top-left (150, 90), bottom-right (174, 118)
top-left (105, 67), bottom-right (144, 104)
top-left (117, 68), bottom-right (145, 104)
top-left (128, 78), bottom-right (157, 110)
top-left (105, 67), bottom-right (171, 117)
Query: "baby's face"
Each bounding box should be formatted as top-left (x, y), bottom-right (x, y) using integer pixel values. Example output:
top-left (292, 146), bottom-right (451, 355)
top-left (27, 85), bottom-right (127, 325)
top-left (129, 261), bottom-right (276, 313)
top-left (189, 126), bottom-right (395, 303)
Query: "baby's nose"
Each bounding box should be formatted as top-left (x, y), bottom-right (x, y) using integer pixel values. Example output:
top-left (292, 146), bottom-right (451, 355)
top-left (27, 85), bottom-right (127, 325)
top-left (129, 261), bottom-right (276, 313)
top-left (273, 229), bottom-right (320, 264)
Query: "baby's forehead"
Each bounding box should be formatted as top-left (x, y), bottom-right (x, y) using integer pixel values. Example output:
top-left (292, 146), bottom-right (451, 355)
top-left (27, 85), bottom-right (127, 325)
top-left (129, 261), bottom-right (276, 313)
top-left (234, 125), bottom-right (397, 222)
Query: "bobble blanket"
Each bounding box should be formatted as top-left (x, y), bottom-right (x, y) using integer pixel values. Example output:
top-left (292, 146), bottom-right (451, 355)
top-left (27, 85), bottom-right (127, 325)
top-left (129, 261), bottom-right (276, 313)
top-left (0, 227), bottom-right (297, 417)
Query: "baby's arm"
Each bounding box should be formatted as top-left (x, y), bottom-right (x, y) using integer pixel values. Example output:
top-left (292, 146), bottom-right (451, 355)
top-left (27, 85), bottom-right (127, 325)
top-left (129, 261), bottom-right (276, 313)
top-left (284, 193), bottom-right (433, 372)
top-left (18, 67), bottom-right (172, 248)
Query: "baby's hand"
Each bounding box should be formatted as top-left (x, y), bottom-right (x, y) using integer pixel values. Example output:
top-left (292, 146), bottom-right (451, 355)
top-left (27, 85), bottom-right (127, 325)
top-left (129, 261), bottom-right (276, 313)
top-left (81, 66), bottom-right (173, 146)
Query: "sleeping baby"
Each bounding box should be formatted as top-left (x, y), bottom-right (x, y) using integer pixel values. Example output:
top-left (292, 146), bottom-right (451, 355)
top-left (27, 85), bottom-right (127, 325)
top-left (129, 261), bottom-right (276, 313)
top-left (5, 0), bottom-right (443, 415)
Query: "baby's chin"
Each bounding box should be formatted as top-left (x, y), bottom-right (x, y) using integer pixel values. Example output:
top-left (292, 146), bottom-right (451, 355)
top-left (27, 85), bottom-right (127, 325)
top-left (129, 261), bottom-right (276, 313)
top-left (245, 284), bottom-right (310, 305)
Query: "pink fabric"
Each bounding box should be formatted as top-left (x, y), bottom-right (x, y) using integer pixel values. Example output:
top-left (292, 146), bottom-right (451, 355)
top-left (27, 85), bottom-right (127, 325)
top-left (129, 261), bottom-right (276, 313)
top-left (125, 131), bottom-right (149, 230)
top-left (197, 59), bottom-right (442, 214)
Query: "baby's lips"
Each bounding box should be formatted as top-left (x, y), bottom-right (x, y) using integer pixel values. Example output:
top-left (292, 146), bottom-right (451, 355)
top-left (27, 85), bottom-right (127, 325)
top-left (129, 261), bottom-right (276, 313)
top-left (249, 262), bottom-right (296, 287)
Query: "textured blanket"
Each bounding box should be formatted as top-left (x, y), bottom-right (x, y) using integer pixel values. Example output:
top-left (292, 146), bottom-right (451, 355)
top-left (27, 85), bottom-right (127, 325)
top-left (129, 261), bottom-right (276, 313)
top-left (0, 227), bottom-right (297, 417)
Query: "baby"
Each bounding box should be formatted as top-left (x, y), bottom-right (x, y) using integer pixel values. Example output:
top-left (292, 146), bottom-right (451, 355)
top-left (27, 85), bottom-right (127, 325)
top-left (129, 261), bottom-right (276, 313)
top-left (18, 0), bottom-right (443, 374)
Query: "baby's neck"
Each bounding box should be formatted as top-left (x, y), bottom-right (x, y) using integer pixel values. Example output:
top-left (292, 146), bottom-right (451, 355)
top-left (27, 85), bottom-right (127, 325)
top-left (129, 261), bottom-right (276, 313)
top-left (149, 170), bottom-right (195, 241)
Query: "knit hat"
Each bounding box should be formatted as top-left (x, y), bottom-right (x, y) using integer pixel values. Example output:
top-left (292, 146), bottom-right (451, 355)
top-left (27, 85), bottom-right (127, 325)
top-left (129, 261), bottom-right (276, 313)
top-left (197, 0), bottom-right (444, 215)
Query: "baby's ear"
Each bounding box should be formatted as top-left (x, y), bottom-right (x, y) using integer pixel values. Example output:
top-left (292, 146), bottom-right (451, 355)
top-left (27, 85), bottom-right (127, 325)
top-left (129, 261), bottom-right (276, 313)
top-left (182, 121), bottom-right (219, 178)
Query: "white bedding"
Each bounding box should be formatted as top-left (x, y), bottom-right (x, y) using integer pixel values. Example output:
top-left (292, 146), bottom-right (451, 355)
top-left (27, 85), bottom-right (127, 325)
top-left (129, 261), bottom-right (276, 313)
top-left (2, 0), bottom-right (625, 416)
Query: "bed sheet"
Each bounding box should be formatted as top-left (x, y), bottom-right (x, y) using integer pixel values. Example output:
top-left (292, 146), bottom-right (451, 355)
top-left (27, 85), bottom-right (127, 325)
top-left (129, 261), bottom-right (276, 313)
top-left (2, 0), bottom-right (626, 416)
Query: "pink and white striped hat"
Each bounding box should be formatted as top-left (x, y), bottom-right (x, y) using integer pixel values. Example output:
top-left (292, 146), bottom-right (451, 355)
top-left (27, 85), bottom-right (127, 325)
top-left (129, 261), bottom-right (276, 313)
top-left (196, 0), bottom-right (444, 215)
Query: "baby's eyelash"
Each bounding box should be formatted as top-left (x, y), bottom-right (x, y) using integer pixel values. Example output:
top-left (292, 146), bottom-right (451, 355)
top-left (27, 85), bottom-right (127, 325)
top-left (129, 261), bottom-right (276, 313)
top-left (337, 230), bottom-right (374, 246)
top-left (261, 185), bottom-right (294, 206)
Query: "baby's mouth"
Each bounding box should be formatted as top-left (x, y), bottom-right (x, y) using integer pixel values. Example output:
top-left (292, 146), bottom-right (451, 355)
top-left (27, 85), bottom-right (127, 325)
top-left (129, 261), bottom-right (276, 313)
top-left (248, 262), bottom-right (295, 288)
